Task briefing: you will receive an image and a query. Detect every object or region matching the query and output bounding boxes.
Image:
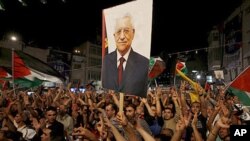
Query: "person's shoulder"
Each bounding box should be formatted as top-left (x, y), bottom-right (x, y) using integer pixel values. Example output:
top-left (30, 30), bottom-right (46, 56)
top-left (131, 50), bottom-right (149, 62)
top-left (106, 50), bottom-right (116, 56)
top-left (55, 120), bottom-right (64, 127)
top-left (104, 50), bottom-right (116, 60)
top-left (133, 51), bottom-right (149, 65)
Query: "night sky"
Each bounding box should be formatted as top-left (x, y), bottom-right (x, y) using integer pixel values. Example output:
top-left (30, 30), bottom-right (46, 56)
top-left (0, 0), bottom-right (242, 56)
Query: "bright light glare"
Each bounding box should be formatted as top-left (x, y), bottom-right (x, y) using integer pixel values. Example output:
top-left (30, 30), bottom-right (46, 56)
top-left (192, 70), bottom-right (198, 73)
top-left (196, 74), bottom-right (201, 79)
top-left (10, 36), bottom-right (17, 41)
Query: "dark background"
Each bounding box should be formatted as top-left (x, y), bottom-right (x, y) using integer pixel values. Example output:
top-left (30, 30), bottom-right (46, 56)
top-left (0, 0), bottom-right (242, 56)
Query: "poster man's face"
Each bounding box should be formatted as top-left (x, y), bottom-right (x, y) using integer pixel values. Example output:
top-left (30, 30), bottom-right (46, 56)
top-left (114, 16), bottom-right (135, 56)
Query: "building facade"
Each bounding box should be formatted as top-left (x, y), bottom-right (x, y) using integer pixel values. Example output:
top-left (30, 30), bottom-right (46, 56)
top-left (207, 0), bottom-right (250, 83)
top-left (71, 41), bottom-right (102, 87)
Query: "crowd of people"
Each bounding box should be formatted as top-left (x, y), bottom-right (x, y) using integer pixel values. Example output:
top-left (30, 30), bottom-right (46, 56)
top-left (0, 80), bottom-right (249, 141)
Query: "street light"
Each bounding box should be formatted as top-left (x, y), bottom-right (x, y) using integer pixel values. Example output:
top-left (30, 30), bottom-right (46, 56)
top-left (10, 36), bottom-right (17, 41)
top-left (196, 74), bottom-right (201, 80)
top-left (7, 34), bottom-right (25, 51)
top-left (192, 70), bottom-right (198, 73)
top-left (74, 49), bottom-right (81, 54)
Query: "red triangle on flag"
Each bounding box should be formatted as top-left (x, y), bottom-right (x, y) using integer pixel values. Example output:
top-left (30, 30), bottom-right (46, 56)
top-left (0, 67), bottom-right (8, 78)
top-left (176, 61), bottom-right (184, 71)
top-left (14, 52), bottom-right (31, 78)
top-left (230, 66), bottom-right (250, 93)
top-left (0, 67), bottom-right (11, 91)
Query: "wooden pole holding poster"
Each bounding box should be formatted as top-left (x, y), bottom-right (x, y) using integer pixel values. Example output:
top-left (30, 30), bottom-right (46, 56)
top-left (119, 92), bottom-right (124, 113)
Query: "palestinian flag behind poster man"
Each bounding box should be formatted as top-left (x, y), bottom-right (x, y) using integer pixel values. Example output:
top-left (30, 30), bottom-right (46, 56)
top-left (176, 60), bottom-right (188, 75)
top-left (102, 12), bottom-right (109, 60)
top-left (0, 48), bottom-right (65, 88)
top-left (148, 57), bottom-right (166, 79)
top-left (227, 66), bottom-right (250, 106)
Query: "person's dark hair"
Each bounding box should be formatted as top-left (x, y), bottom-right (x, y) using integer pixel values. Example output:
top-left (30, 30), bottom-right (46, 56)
top-left (46, 106), bottom-right (57, 113)
top-left (164, 107), bottom-right (175, 115)
top-left (154, 134), bottom-right (171, 141)
top-left (126, 103), bottom-right (137, 110)
top-left (107, 103), bottom-right (118, 114)
top-left (34, 108), bottom-right (44, 119)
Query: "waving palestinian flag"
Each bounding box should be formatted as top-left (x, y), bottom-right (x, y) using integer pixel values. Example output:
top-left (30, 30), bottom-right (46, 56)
top-left (176, 60), bottom-right (188, 75)
top-left (227, 66), bottom-right (250, 106)
top-left (0, 48), bottom-right (65, 88)
top-left (148, 57), bottom-right (166, 79)
top-left (175, 60), bottom-right (197, 88)
top-left (0, 67), bottom-right (11, 90)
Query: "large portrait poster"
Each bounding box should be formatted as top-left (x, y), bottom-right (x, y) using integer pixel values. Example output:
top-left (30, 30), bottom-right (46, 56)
top-left (101, 0), bottom-right (153, 97)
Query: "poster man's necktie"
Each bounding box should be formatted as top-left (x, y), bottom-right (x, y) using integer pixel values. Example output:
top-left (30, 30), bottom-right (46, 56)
top-left (118, 57), bottom-right (125, 85)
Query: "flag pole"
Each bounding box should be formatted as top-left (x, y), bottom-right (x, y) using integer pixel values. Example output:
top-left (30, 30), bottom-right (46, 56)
top-left (154, 79), bottom-right (158, 87)
top-left (173, 72), bottom-right (176, 88)
top-left (12, 48), bottom-right (15, 95)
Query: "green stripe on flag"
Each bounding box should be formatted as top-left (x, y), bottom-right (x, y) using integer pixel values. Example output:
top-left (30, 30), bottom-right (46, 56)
top-left (228, 87), bottom-right (250, 106)
top-left (14, 77), bottom-right (43, 88)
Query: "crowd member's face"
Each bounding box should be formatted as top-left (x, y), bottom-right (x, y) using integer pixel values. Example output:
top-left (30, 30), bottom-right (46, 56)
top-left (206, 106), bottom-right (214, 117)
top-left (191, 102), bottom-right (201, 114)
top-left (136, 106), bottom-right (144, 115)
top-left (114, 16), bottom-right (135, 56)
top-left (14, 113), bottom-right (23, 123)
top-left (219, 127), bottom-right (229, 140)
top-left (125, 106), bottom-right (135, 121)
top-left (72, 103), bottom-right (79, 111)
top-left (41, 128), bottom-right (51, 141)
top-left (58, 105), bottom-right (66, 116)
top-left (105, 105), bottom-right (115, 119)
top-left (97, 94), bottom-right (103, 101)
top-left (46, 110), bottom-right (57, 123)
top-left (163, 109), bottom-right (173, 120)
top-left (82, 106), bottom-right (88, 114)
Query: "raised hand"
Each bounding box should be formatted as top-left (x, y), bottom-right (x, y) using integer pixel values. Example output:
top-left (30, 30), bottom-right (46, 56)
top-left (216, 116), bottom-right (230, 129)
top-left (191, 112), bottom-right (198, 128)
top-left (116, 112), bottom-right (128, 126)
top-left (176, 118), bottom-right (186, 132)
top-left (32, 117), bottom-right (41, 131)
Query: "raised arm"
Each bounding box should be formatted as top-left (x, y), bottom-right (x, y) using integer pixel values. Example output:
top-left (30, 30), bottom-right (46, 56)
top-left (141, 98), bottom-right (155, 117)
top-left (135, 119), bottom-right (155, 141)
top-left (155, 87), bottom-right (162, 117)
top-left (191, 112), bottom-right (203, 141)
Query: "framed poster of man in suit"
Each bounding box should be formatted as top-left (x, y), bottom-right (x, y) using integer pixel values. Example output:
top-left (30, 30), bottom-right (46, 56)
top-left (101, 0), bottom-right (153, 98)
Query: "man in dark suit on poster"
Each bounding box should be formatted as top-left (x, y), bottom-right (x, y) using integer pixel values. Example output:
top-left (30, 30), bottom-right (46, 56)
top-left (101, 13), bottom-right (149, 98)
